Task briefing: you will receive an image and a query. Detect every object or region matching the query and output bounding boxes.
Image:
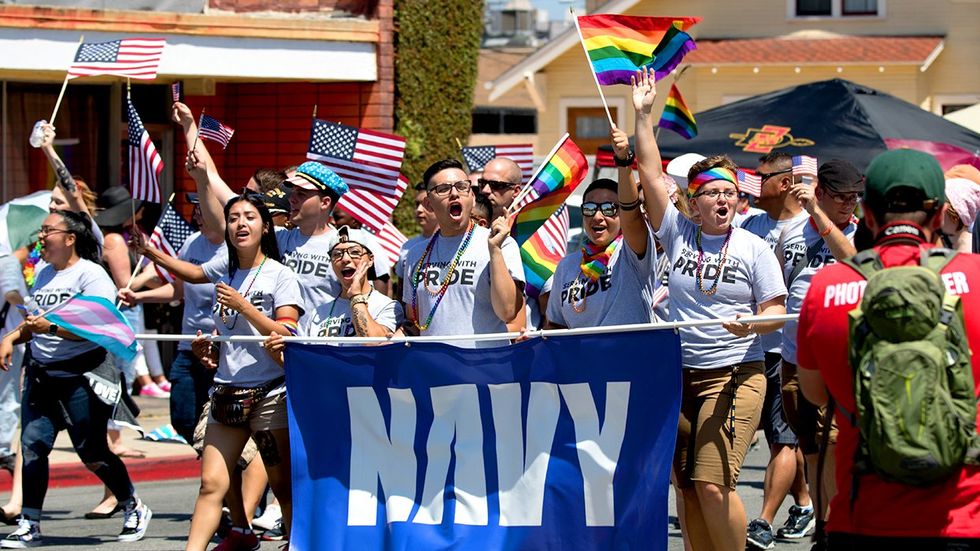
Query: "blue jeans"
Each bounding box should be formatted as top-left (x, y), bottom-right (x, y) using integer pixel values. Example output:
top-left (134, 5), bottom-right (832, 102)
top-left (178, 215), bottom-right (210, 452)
top-left (169, 350), bottom-right (215, 445)
top-left (21, 360), bottom-right (134, 517)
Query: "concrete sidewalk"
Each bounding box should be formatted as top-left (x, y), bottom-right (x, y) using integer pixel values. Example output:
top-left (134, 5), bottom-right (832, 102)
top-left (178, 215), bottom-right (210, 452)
top-left (0, 394), bottom-right (200, 492)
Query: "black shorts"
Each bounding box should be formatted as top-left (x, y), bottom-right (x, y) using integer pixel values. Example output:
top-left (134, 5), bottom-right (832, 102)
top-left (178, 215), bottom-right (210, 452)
top-left (761, 352), bottom-right (798, 447)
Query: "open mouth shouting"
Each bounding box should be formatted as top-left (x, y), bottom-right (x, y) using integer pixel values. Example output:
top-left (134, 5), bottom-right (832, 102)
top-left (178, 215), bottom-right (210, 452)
top-left (448, 201), bottom-right (464, 221)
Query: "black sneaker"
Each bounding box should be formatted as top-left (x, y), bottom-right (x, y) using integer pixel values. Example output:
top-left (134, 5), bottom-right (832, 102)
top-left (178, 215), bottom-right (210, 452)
top-left (776, 504), bottom-right (815, 539)
top-left (118, 498), bottom-right (152, 543)
top-left (1, 517), bottom-right (41, 548)
top-left (746, 518), bottom-right (774, 550)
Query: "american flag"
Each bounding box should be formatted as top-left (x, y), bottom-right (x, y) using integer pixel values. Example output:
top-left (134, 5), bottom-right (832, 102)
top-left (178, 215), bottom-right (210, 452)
top-left (127, 96), bottom-right (163, 203)
top-left (461, 144), bottom-right (535, 183)
top-left (369, 222), bottom-right (408, 268)
top-left (336, 174), bottom-right (410, 234)
top-left (171, 81), bottom-right (182, 103)
top-left (148, 203), bottom-right (196, 283)
top-left (792, 155), bottom-right (818, 176)
top-left (736, 169), bottom-right (762, 197)
top-left (198, 114), bottom-right (235, 150)
top-left (67, 38), bottom-right (166, 80)
top-left (307, 119), bottom-right (406, 197)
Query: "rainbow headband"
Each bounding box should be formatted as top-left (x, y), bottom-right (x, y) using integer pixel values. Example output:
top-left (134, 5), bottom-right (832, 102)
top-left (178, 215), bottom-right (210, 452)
top-left (687, 167), bottom-right (739, 197)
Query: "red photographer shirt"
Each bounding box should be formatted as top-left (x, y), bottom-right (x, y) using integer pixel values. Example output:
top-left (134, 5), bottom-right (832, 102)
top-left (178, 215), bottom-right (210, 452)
top-left (798, 239), bottom-right (980, 538)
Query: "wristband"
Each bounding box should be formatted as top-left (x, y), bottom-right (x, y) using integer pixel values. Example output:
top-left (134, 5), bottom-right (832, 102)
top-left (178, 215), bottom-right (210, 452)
top-left (619, 198), bottom-right (642, 211)
top-left (819, 224), bottom-right (834, 237)
top-left (350, 294), bottom-right (370, 307)
top-left (614, 150), bottom-right (635, 167)
top-left (48, 323), bottom-right (59, 335)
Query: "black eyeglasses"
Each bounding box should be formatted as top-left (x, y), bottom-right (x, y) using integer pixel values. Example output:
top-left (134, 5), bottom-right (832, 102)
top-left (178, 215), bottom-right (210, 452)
top-left (428, 181), bottom-right (473, 197)
top-left (581, 201), bottom-right (618, 218)
top-left (478, 178), bottom-right (520, 193)
top-left (38, 226), bottom-right (70, 237)
top-left (756, 168), bottom-right (792, 181)
top-left (330, 247), bottom-right (366, 261)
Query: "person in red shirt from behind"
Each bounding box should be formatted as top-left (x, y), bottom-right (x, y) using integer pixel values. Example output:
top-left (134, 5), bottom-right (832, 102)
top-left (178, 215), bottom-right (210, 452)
top-left (798, 149), bottom-right (980, 549)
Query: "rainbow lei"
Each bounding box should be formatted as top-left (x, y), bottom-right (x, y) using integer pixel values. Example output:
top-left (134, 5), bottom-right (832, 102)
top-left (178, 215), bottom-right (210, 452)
top-left (411, 223), bottom-right (475, 331)
top-left (23, 241), bottom-right (42, 287)
top-left (580, 235), bottom-right (622, 281)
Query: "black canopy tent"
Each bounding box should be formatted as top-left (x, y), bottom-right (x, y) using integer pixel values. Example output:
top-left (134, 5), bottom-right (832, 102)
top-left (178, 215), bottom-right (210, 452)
top-left (598, 78), bottom-right (980, 171)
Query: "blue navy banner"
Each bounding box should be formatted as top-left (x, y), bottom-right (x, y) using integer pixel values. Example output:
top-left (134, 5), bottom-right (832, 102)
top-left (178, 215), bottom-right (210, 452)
top-left (285, 329), bottom-right (682, 551)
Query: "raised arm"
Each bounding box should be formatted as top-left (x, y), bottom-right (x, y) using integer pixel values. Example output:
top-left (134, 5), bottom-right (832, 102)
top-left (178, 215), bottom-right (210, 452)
top-left (128, 231), bottom-right (209, 284)
top-left (39, 124), bottom-right (90, 217)
top-left (173, 102), bottom-right (232, 234)
top-left (792, 183), bottom-right (856, 260)
top-left (488, 208), bottom-right (525, 323)
top-left (632, 68), bottom-right (669, 232)
top-left (611, 126), bottom-right (647, 258)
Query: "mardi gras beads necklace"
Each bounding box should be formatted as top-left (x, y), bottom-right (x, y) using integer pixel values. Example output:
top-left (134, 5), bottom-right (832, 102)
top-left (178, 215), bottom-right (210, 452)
top-left (220, 256), bottom-right (267, 330)
top-left (411, 222), bottom-right (475, 331)
top-left (695, 226), bottom-right (733, 296)
top-left (23, 241), bottom-right (42, 287)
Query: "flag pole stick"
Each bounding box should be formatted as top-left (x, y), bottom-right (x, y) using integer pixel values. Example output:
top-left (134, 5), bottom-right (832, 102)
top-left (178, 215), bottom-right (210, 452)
top-left (511, 132), bottom-right (569, 207)
top-left (571, 8), bottom-right (614, 128)
top-left (50, 35), bottom-right (84, 126)
top-left (312, 104), bottom-right (317, 120)
top-left (127, 78), bottom-right (139, 230)
top-left (191, 107), bottom-right (203, 154)
top-left (117, 192), bottom-right (175, 307)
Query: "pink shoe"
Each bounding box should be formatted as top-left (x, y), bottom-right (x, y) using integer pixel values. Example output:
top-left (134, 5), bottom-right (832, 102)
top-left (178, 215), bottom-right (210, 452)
top-left (138, 382), bottom-right (170, 399)
top-left (156, 380), bottom-right (171, 393)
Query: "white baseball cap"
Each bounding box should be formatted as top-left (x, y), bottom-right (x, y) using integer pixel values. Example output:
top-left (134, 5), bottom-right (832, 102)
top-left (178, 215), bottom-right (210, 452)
top-left (665, 153), bottom-right (707, 188)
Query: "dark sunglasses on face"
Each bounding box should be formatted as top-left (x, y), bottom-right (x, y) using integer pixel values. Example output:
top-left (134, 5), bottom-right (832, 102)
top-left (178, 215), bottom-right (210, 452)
top-left (478, 178), bottom-right (520, 193)
top-left (756, 168), bottom-right (792, 181)
top-left (581, 201), bottom-right (618, 218)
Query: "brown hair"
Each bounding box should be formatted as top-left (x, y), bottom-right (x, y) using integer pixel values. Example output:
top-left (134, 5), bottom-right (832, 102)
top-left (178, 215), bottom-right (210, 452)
top-left (70, 176), bottom-right (98, 213)
top-left (687, 155), bottom-right (738, 183)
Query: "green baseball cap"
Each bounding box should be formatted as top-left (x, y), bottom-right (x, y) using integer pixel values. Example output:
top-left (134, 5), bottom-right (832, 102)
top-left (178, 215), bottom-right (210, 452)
top-left (864, 149), bottom-right (945, 212)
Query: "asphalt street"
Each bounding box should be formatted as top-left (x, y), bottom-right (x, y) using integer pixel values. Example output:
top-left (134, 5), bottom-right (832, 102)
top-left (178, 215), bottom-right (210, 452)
top-left (0, 434), bottom-right (811, 550)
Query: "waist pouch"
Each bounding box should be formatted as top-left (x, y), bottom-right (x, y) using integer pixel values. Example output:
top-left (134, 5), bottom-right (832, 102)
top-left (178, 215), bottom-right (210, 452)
top-left (211, 376), bottom-right (285, 426)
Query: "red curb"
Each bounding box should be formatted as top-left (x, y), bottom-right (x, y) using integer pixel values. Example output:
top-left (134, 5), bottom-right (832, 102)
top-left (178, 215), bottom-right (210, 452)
top-left (0, 454), bottom-right (201, 492)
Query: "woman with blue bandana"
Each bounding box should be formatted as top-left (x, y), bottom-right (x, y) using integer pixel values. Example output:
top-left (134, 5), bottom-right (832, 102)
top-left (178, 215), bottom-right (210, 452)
top-left (631, 67), bottom-right (787, 551)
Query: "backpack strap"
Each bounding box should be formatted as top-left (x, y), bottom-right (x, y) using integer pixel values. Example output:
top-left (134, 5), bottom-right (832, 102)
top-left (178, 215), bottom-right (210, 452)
top-left (920, 247), bottom-right (958, 273)
top-left (841, 249), bottom-right (884, 281)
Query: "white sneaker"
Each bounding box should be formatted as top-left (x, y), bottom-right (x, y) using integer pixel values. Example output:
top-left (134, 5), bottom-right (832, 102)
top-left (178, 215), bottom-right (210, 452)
top-left (118, 498), bottom-right (151, 543)
top-left (1, 518), bottom-right (41, 548)
top-left (252, 504), bottom-right (282, 531)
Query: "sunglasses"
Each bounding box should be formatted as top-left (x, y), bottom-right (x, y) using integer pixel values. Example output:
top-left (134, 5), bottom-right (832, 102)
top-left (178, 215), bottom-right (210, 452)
top-left (478, 178), bottom-right (520, 193)
top-left (581, 201), bottom-right (618, 218)
top-left (756, 168), bottom-right (792, 181)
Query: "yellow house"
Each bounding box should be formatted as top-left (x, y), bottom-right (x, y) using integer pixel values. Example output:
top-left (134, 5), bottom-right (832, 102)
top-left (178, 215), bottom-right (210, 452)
top-left (484, 0), bottom-right (980, 157)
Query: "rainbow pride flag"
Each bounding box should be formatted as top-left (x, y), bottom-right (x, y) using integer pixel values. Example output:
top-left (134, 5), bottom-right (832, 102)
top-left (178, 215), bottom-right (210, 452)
top-left (659, 84), bottom-right (697, 139)
top-left (45, 295), bottom-right (139, 362)
top-left (521, 205), bottom-right (570, 299)
top-left (512, 134), bottom-right (588, 245)
top-left (576, 15), bottom-right (701, 86)
top-left (649, 25), bottom-right (697, 79)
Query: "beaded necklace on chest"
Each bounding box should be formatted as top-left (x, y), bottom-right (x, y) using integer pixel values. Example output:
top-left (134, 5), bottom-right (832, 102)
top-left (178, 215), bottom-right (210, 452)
top-left (220, 256), bottom-right (267, 330)
top-left (695, 226), bottom-right (733, 296)
top-left (411, 223), bottom-right (475, 331)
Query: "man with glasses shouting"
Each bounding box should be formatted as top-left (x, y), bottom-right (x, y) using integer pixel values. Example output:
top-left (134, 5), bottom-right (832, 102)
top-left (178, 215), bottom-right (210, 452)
top-left (401, 159), bottom-right (525, 348)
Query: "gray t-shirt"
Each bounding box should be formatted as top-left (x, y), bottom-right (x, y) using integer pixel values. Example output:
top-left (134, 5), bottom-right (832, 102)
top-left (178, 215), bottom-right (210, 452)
top-left (177, 232), bottom-right (224, 352)
top-left (304, 290), bottom-right (403, 338)
top-left (29, 258), bottom-right (117, 363)
top-left (781, 219), bottom-right (858, 364)
top-left (0, 255), bottom-right (26, 336)
top-left (656, 204), bottom-right (787, 370)
top-left (395, 235), bottom-right (426, 280)
top-left (203, 226), bottom-right (390, 309)
top-left (735, 209), bottom-right (809, 353)
top-left (401, 225), bottom-right (525, 348)
top-left (212, 259), bottom-right (304, 387)
top-left (547, 227), bottom-right (659, 329)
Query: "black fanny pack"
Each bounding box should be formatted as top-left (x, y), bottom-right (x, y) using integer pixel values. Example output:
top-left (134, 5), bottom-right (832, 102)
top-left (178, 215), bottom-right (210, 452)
top-left (210, 376), bottom-right (285, 426)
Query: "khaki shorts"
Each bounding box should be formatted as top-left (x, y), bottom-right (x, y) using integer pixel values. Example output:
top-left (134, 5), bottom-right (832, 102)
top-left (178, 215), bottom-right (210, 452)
top-left (192, 400), bottom-right (259, 468)
top-left (780, 361), bottom-right (838, 456)
top-left (674, 361), bottom-right (766, 490)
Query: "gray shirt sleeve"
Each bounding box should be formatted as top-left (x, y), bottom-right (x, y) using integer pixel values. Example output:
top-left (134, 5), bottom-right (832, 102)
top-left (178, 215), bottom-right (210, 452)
top-left (0, 255), bottom-right (26, 297)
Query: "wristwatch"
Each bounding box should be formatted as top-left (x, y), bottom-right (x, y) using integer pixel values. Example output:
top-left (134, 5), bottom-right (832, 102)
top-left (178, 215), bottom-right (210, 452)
top-left (614, 150), bottom-right (635, 167)
top-left (47, 323), bottom-right (59, 335)
top-left (350, 294), bottom-right (370, 307)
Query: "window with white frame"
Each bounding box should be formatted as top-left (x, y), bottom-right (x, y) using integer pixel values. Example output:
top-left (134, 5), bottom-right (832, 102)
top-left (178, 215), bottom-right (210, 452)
top-left (791, 0), bottom-right (882, 17)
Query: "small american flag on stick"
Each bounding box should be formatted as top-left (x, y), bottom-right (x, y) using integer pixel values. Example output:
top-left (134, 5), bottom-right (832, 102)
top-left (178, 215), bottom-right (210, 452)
top-left (736, 169), bottom-right (762, 198)
top-left (198, 114), bottom-right (235, 150)
top-left (792, 155), bottom-right (818, 176)
top-left (148, 203), bottom-right (196, 283)
top-left (307, 119), bottom-right (406, 197)
top-left (127, 95), bottom-right (163, 203)
top-left (68, 38), bottom-right (166, 80)
top-left (337, 175), bottom-right (410, 234)
top-left (461, 144), bottom-right (535, 183)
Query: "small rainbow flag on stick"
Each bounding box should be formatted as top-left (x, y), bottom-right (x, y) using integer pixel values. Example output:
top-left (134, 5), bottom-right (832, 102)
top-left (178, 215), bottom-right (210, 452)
top-left (576, 15), bottom-right (701, 86)
top-left (659, 84), bottom-right (697, 139)
top-left (511, 133), bottom-right (589, 245)
top-left (521, 205), bottom-right (570, 299)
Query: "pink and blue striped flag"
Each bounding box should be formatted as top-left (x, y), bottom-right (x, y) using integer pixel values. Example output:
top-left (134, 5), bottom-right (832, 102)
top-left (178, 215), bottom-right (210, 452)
top-left (45, 295), bottom-right (138, 362)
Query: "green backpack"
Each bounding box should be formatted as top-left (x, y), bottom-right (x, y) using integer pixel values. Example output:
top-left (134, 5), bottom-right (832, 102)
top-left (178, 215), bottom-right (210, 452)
top-left (844, 248), bottom-right (980, 486)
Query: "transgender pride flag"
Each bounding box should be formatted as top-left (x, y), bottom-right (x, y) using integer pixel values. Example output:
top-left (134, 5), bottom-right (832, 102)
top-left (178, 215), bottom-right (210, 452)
top-left (45, 295), bottom-right (139, 363)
